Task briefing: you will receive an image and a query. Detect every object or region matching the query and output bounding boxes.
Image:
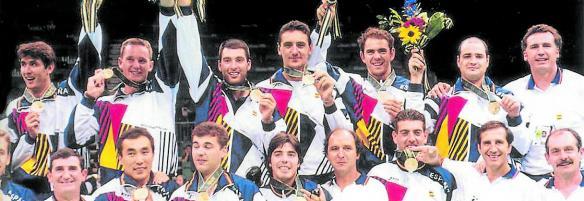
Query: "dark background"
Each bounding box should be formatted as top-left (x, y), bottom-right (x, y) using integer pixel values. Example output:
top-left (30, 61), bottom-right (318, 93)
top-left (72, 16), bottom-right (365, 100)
top-left (1, 0), bottom-right (583, 114)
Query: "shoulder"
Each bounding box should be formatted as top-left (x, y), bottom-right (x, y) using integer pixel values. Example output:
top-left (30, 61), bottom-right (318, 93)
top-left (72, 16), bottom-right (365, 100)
top-left (393, 76), bottom-right (411, 90)
top-left (92, 178), bottom-right (120, 197)
top-left (504, 75), bottom-right (530, 89)
top-left (231, 174), bottom-right (260, 192)
top-left (5, 181), bottom-right (35, 199)
top-left (56, 80), bottom-right (75, 96)
top-left (301, 179), bottom-right (319, 191)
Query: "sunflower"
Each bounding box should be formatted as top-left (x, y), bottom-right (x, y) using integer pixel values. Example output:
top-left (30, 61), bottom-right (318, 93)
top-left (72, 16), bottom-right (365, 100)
top-left (397, 25), bottom-right (422, 45)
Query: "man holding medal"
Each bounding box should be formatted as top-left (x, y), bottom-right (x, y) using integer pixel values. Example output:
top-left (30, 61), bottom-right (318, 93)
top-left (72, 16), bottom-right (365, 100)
top-left (414, 121), bottom-right (540, 201)
top-left (503, 24), bottom-right (584, 181)
top-left (1, 0), bottom-right (104, 196)
top-left (169, 122), bottom-right (265, 201)
top-left (367, 109), bottom-right (459, 201)
top-left (0, 129), bottom-right (35, 200)
top-left (321, 128), bottom-right (388, 200)
top-left (91, 128), bottom-right (179, 200)
top-left (170, 0), bottom-right (284, 185)
top-left (423, 37), bottom-right (528, 163)
top-left (45, 148), bottom-right (90, 201)
top-left (68, 0), bottom-right (191, 184)
top-left (260, 132), bottom-right (332, 201)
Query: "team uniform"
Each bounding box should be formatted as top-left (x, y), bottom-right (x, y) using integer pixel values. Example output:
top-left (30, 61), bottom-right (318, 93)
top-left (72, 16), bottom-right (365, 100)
top-left (321, 173), bottom-right (388, 201)
top-left (172, 7), bottom-right (283, 182)
top-left (0, 180), bottom-right (36, 201)
top-left (67, 7), bottom-right (186, 184)
top-left (368, 162), bottom-right (459, 201)
top-left (441, 159), bottom-right (541, 201)
top-left (44, 195), bottom-right (90, 201)
top-left (538, 171), bottom-right (584, 201)
top-left (2, 22), bottom-right (102, 195)
top-left (259, 178), bottom-right (332, 201)
top-left (91, 173), bottom-right (179, 201)
top-left (504, 68), bottom-right (584, 179)
top-left (424, 77), bottom-right (529, 162)
top-left (170, 171), bottom-right (265, 201)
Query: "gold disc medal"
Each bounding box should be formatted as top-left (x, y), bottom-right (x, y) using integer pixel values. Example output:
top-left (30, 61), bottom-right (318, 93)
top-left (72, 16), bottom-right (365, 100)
top-left (30, 101), bottom-right (45, 113)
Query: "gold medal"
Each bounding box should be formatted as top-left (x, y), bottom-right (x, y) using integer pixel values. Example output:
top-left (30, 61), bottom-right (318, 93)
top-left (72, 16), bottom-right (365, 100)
top-left (198, 191), bottom-right (210, 201)
top-left (404, 158), bottom-right (418, 173)
top-left (377, 90), bottom-right (392, 101)
top-left (294, 195), bottom-right (307, 201)
top-left (488, 101), bottom-right (500, 114)
top-left (132, 187), bottom-right (149, 201)
top-left (101, 68), bottom-right (114, 79)
top-left (302, 74), bottom-right (315, 85)
top-left (30, 101), bottom-right (45, 113)
top-left (250, 89), bottom-right (263, 102)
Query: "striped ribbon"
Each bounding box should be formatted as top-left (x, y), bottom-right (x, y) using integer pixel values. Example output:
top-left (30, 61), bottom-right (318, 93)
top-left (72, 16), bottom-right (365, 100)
top-left (21, 133), bottom-right (51, 176)
top-left (316, 0), bottom-right (342, 47)
top-left (284, 108), bottom-right (300, 138)
top-left (81, 0), bottom-right (102, 33)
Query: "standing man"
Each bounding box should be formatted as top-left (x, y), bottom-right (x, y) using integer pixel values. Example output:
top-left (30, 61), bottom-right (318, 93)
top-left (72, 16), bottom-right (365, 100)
top-left (0, 129), bottom-right (35, 200)
top-left (169, 122), bottom-right (265, 201)
top-left (368, 109), bottom-right (459, 201)
top-left (91, 128), bottom-right (179, 200)
top-left (321, 129), bottom-right (388, 200)
top-left (504, 24), bottom-right (584, 181)
top-left (45, 148), bottom-right (89, 201)
top-left (172, 0), bottom-right (283, 183)
top-left (540, 128), bottom-right (584, 200)
top-left (260, 132), bottom-right (331, 200)
top-left (313, 25), bottom-right (427, 171)
top-left (424, 37), bottom-right (528, 162)
top-left (2, 0), bottom-right (102, 194)
top-left (415, 121), bottom-right (540, 201)
top-left (255, 20), bottom-right (352, 183)
top-left (68, 0), bottom-right (188, 184)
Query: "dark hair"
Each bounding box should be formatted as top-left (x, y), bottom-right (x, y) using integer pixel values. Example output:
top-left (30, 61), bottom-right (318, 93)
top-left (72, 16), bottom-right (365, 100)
top-left (477, 121), bottom-right (513, 145)
top-left (120, 38), bottom-right (153, 60)
top-left (324, 128), bottom-right (364, 156)
top-left (17, 41), bottom-right (56, 68)
top-left (392, 109), bottom-right (426, 130)
top-left (521, 24), bottom-right (562, 52)
top-left (357, 27), bottom-right (394, 52)
top-left (545, 128), bottom-right (582, 154)
top-left (218, 39), bottom-right (251, 61)
top-left (266, 132), bottom-right (301, 176)
top-left (191, 122), bottom-right (229, 148)
top-left (457, 36), bottom-right (489, 56)
top-left (116, 128), bottom-right (155, 156)
top-left (278, 20), bottom-right (311, 45)
top-left (49, 148), bottom-right (84, 171)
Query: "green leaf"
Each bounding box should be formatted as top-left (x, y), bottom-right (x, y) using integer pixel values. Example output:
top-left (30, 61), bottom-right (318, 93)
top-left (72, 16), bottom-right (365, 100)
top-left (426, 12), bottom-right (446, 40)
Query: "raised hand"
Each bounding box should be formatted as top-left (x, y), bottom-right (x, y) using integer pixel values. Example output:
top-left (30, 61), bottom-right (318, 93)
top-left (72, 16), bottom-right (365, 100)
top-left (408, 48), bottom-right (426, 84)
top-left (313, 71), bottom-right (336, 107)
top-left (85, 69), bottom-right (106, 100)
top-left (259, 93), bottom-right (277, 124)
top-left (25, 112), bottom-right (40, 139)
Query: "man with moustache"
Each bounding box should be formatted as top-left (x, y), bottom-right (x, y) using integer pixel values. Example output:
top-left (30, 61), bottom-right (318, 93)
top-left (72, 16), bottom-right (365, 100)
top-left (540, 128), bottom-right (584, 201)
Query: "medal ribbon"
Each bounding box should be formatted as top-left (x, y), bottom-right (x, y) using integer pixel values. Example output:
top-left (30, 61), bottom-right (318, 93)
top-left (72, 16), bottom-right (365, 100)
top-left (112, 67), bottom-right (149, 93)
top-left (81, 0), bottom-right (102, 33)
top-left (222, 80), bottom-right (253, 92)
top-left (269, 177), bottom-right (303, 198)
top-left (366, 70), bottom-right (396, 91)
top-left (460, 79), bottom-right (499, 102)
top-left (197, 167), bottom-right (224, 193)
top-left (316, 0), bottom-right (342, 47)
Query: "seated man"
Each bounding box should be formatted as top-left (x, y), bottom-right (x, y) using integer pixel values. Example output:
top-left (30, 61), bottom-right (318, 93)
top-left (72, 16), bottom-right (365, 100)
top-left (540, 128), bottom-right (584, 200)
top-left (45, 148), bottom-right (89, 201)
top-left (0, 129), bottom-right (35, 200)
top-left (91, 128), bottom-right (179, 200)
top-left (169, 122), bottom-right (265, 201)
top-left (415, 121), bottom-right (540, 201)
top-left (368, 109), bottom-right (459, 201)
top-left (260, 132), bottom-right (331, 200)
top-left (321, 129), bottom-right (388, 200)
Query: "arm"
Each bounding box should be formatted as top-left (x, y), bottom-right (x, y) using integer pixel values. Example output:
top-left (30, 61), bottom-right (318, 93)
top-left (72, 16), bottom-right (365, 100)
top-left (66, 96), bottom-right (100, 148)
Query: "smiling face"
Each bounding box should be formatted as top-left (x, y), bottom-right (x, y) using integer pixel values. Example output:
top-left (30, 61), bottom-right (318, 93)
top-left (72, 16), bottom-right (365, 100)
top-left (523, 32), bottom-right (560, 75)
top-left (545, 131), bottom-right (583, 176)
top-left (47, 157), bottom-right (87, 195)
top-left (192, 135), bottom-right (227, 177)
top-left (269, 142), bottom-right (300, 185)
top-left (119, 136), bottom-right (154, 184)
top-left (478, 127), bottom-right (511, 170)
top-left (393, 120), bottom-right (427, 151)
top-left (118, 43), bottom-right (154, 83)
top-left (360, 38), bottom-right (395, 80)
top-left (457, 38), bottom-right (489, 84)
top-left (218, 48), bottom-right (251, 85)
top-left (20, 56), bottom-right (54, 93)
